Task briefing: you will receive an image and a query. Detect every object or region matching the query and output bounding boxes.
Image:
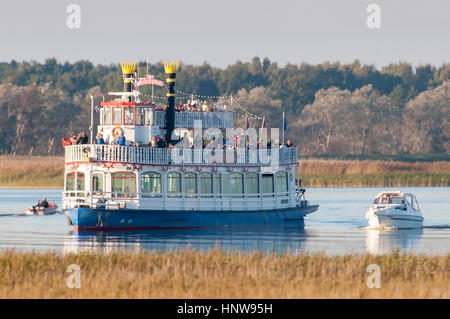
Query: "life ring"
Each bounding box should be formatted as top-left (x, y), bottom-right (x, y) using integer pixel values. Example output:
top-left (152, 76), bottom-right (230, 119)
top-left (112, 126), bottom-right (123, 139)
top-left (82, 146), bottom-right (91, 154)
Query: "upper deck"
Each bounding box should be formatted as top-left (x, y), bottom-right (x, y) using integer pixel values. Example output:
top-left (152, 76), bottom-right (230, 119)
top-left (65, 144), bottom-right (299, 166)
top-left (100, 102), bottom-right (233, 129)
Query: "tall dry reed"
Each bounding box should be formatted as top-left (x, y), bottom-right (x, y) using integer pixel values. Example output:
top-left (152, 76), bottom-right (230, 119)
top-left (0, 249), bottom-right (448, 298)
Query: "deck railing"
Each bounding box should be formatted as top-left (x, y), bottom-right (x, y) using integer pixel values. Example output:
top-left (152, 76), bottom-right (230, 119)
top-left (65, 145), bottom-right (299, 166)
top-left (154, 111), bottom-right (233, 128)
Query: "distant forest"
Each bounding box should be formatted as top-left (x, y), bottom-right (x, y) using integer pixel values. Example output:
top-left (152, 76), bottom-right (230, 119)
top-left (0, 58), bottom-right (448, 156)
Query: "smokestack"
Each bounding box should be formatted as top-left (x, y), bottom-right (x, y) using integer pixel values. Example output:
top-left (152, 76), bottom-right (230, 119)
top-left (120, 62), bottom-right (136, 102)
top-left (164, 61), bottom-right (179, 143)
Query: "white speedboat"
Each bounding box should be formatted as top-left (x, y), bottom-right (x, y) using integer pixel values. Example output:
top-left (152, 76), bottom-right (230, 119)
top-left (365, 191), bottom-right (423, 229)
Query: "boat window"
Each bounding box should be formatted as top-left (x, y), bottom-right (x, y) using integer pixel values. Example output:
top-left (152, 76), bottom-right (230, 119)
top-left (231, 173), bottom-right (244, 197)
top-left (104, 108), bottom-right (111, 125)
top-left (144, 108), bottom-right (153, 125)
top-left (215, 174), bottom-right (222, 195)
top-left (222, 173), bottom-right (230, 195)
top-left (184, 172), bottom-right (197, 196)
top-left (141, 172), bottom-right (161, 198)
top-left (247, 173), bottom-right (259, 196)
top-left (76, 172), bottom-right (85, 192)
top-left (390, 196), bottom-right (403, 204)
top-left (262, 174), bottom-right (274, 197)
top-left (200, 172), bottom-right (213, 195)
top-left (111, 172), bottom-right (136, 197)
top-left (112, 108), bottom-right (122, 125)
top-left (276, 171), bottom-right (288, 196)
top-left (412, 197), bottom-right (420, 210)
top-left (167, 172), bottom-right (181, 197)
top-left (137, 108), bottom-right (153, 126)
top-left (124, 107), bottom-right (134, 125)
top-left (92, 172), bottom-right (104, 194)
top-left (66, 172), bottom-right (76, 191)
top-left (66, 172), bottom-right (85, 197)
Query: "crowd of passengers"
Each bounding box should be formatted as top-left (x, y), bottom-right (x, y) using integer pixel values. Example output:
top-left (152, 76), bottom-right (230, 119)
top-left (153, 99), bottom-right (224, 112)
top-left (92, 132), bottom-right (296, 150)
top-left (61, 132), bottom-right (89, 146)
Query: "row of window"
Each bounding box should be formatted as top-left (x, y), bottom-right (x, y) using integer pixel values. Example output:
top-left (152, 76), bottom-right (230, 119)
top-left (101, 107), bottom-right (153, 126)
top-left (66, 171), bottom-right (289, 197)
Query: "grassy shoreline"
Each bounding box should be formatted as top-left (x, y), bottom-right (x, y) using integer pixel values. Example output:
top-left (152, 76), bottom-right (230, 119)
top-left (0, 156), bottom-right (449, 188)
top-left (0, 250), bottom-right (448, 298)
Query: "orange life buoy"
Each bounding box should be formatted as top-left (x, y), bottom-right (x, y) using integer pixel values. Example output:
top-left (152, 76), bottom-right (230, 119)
top-left (112, 126), bottom-right (123, 139)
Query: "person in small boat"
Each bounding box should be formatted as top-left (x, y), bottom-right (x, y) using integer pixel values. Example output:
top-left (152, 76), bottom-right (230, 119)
top-left (32, 197), bottom-right (49, 214)
top-left (40, 197), bottom-right (49, 209)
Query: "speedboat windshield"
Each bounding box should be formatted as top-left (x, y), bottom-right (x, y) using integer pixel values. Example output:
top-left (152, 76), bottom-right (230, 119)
top-left (373, 194), bottom-right (403, 205)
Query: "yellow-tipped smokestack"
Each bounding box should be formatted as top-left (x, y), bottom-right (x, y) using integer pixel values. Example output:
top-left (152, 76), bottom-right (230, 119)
top-left (164, 61), bottom-right (180, 143)
top-left (164, 61), bottom-right (179, 74)
top-left (120, 62), bottom-right (136, 100)
top-left (120, 62), bottom-right (136, 76)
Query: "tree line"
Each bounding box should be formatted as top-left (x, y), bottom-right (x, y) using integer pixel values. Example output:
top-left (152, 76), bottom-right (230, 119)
top-left (0, 58), bottom-right (448, 156)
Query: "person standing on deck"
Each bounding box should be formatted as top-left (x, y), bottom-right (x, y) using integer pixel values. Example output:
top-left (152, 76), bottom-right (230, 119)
top-left (116, 133), bottom-right (126, 146)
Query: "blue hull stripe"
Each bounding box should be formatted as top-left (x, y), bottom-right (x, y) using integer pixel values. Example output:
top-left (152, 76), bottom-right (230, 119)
top-left (69, 206), bottom-right (319, 231)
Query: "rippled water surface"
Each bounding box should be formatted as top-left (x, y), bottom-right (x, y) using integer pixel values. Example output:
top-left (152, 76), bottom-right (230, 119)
top-left (0, 187), bottom-right (449, 255)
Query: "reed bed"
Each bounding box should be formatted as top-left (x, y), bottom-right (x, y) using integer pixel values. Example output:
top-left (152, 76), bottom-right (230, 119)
top-left (299, 159), bottom-right (450, 187)
top-left (0, 249), bottom-right (448, 298)
top-left (0, 156), bottom-right (449, 188)
top-left (0, 156), bottom-right (63, 188)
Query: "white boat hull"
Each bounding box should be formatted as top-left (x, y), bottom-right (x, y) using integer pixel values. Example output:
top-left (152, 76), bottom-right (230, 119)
top-left (367, 213), bottom-right (423, 229)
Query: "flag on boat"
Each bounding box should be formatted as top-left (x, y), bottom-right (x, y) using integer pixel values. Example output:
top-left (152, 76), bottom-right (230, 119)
top-left (136, 75), bottom-right (164, 87)
top-left (283, 114), bottom-right (288, 131)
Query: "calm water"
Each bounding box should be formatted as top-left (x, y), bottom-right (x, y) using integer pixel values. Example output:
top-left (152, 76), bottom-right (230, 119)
top-left (0, 187), bottom-right (449, 255)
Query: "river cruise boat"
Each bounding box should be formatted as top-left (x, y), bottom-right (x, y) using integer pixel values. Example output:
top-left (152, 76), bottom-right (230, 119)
top-left (365, 191), bottom-right (424, 229)
top-left (63, 62), bottom-right (318, 231)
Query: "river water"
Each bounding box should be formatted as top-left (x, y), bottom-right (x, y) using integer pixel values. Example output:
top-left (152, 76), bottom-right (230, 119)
top-left (0, 187), bottom-right (449, 255)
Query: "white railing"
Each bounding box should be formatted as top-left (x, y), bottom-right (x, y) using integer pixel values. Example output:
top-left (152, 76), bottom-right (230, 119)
top-left (62, 190), bottom-right (292, 211)
top-left (65, 145), bottom-right (298, 166)
top-left (154, 111), bottom-right (233, 128)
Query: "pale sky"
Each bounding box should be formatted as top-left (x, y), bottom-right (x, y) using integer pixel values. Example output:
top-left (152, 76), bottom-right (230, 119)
top-left (0, 0), bottom-right (449, 67)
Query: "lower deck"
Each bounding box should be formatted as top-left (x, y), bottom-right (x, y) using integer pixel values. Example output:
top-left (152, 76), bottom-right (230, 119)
top-left (63, 161), bottom-right (302, 212)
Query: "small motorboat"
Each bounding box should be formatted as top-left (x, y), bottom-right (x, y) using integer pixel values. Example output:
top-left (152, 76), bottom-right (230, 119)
top-left (365, 191), bottom-right (423, 229)
top-left (25, 200), bottom-right (59, 216)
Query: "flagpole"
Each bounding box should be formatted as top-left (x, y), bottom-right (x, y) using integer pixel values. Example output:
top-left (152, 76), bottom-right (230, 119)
top-left (90, 95), bottom-right (94, 144)
top-left (282, 111), bottom-right (285, 146)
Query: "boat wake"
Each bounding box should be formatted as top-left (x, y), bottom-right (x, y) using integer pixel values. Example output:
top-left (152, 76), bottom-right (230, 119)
top-left (423, 225), bottom-right (450, 229)
top-left (360, 225), bottom-right (400, 231)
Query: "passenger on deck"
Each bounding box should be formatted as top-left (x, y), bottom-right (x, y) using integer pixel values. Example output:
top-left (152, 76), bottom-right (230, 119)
top-left (202, 101), bottom-right (210, 112)
top-left (286, 140), bottom-right (295, 148)
top-left (69, 133), bottom-right (77, 145)
top-left (76, 132), bottom-right (88, 145)
top-left (96, 133), bottom-right (105, 145)
top-left (158, 136), bottom-right (167, 148)
top-left (116, 133), bottom-right (126, 146)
